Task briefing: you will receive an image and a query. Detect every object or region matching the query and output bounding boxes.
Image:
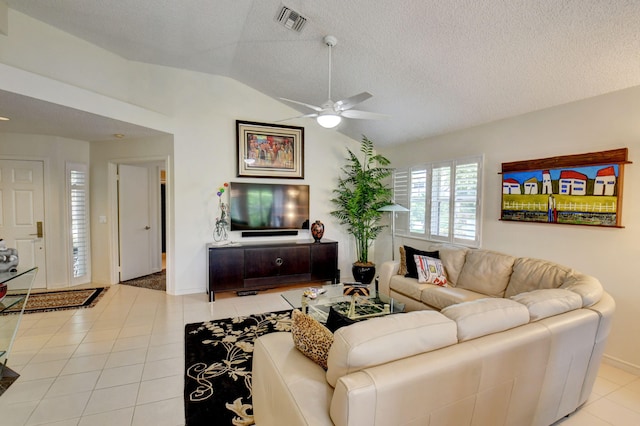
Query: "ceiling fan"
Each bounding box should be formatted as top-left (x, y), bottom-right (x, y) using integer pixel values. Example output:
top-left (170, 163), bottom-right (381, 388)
top-left (279, 35), bottom-right (388, 128)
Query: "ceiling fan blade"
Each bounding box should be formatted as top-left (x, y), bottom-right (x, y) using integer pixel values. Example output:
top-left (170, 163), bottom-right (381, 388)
top-left (334, 92), bottom-right (373, 111)
top-left (279, 97), bottom-right (323, 112)
top-left (341, 109), bottom-right (389, 120)
top-left (275, 113), bottom-right (319, 123)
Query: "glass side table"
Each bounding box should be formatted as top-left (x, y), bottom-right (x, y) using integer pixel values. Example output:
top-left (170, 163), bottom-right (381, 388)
top-left (0, 267), bottom-right (38, 378)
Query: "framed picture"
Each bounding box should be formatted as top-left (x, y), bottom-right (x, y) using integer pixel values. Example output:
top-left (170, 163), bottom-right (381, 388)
top-left (236, 120), bottom-right (304, 178)
top-left (501, 148), bottom-right (630, 228)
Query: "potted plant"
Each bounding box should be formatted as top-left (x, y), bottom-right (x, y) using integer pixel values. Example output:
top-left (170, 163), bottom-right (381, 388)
top-left (330, 136), bottom-right (392, 284)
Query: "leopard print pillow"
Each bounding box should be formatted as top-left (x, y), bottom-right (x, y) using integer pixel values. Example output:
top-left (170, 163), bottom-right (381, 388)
top-left (291, 309), bottom-right (334, 370)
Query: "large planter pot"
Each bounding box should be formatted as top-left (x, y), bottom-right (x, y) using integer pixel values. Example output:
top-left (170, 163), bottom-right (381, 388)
top-left (352, 263), bottom-right (376, 284)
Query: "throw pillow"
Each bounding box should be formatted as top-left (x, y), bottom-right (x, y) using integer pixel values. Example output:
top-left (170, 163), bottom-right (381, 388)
top-left (291, 309), bottom-right (334, 370)
top-left (404, 246), bottom-right (439, 279)
top-left (398, 246), bottom-right (407, 275)
top-left (414, 255), bottom-right (448, 286)
top-left (325, 306), bottom-right (357, 332)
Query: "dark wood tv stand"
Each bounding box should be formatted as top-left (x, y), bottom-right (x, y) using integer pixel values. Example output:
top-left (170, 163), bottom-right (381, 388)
top-left (206, 239), bottom-right (338, 302)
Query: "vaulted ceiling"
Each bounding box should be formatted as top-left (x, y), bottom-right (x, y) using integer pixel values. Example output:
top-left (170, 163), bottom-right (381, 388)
top-left (3, 0), bottom-right (640, 146)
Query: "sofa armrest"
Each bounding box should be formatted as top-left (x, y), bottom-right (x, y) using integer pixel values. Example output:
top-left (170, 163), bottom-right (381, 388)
top-left (378, 261), bottom-right (400, 297)
top-left (253, 332), bottom-right (334, 426)
top-left (330, 372), bottom-right (376, 426)
top-left (560, 273), bottom-right (603, 308)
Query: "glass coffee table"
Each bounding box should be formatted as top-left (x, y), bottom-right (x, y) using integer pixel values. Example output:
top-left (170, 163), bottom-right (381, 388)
top-left (281, 283), bottom-right (404, 324)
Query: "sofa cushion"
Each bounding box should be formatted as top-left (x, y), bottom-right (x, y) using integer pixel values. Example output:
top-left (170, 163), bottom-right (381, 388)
top-left (420, 286), bottom-right (488, 310)
top-left (390, 275), bottom-right (433, 301)
top-left (438, 248), bottom-right (468, 286)
top-left (511, 289), bottom-right (582, 321)
top-left (291, 309), bottom-right (334, 370)
top-left (326, 311), bottom-right (457, 387)
top-left (441, 298), bottom-right (530, 342)
top-left (505, 257), bottom-right (574, 298)
top-left (415, 255), bottom-right (448, 286)
top-left (456, 250), bottom-right (516, 297)
top-left (403, 246), bottom-right (439, 279)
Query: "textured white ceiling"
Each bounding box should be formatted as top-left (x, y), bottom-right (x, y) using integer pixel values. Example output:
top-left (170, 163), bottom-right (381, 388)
top-left (3, 0), bottom-right (640, 146)
top-left (0, 90), bottom-right (169, 142)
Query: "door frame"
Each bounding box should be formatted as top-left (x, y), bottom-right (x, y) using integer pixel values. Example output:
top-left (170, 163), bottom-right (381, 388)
top-left (0, 155), bottom-right (51, 288)
top-left (108, 155), bottom-right (172, 293)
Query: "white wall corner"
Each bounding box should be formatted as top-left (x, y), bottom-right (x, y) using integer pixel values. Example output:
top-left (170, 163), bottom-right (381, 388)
top-left (0, 1), bottom-right (8, 36)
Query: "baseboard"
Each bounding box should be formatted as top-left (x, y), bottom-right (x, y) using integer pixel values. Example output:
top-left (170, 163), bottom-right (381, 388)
top-left (602, 353), bottom-right (640, 376)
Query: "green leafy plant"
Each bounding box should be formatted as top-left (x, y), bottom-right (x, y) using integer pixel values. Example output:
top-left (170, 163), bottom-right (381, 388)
top-left (330, 136), bottom-right (392, 265)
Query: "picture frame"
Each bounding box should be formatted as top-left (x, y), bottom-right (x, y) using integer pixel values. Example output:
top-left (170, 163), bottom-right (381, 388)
top-left (236, 120), bottom-right (304, 179)
top-left (500, 148), bottom-right (630, 228)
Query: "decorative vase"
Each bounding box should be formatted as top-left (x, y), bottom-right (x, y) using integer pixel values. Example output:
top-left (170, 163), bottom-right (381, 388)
top-left (352, 263), bottom-right (376, 284)
top-left (311, 220), bottom-right (324, 242)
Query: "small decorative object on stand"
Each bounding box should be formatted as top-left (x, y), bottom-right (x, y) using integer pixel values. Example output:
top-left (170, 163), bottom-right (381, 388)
top-left (0, 239), bottom-right (19, 304)
top-left (311, 220), bottom-right (324, 242)
top-left (213, 183), bottom-right (229, 242)
top-left (0, 239), bottom-right (19, 273)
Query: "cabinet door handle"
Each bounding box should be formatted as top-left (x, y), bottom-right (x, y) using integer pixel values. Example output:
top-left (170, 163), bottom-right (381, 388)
top-left (275, 257), bottom-right (283, 266)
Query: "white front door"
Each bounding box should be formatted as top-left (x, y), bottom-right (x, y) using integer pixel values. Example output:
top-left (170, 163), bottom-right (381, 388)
top-left (118, 164), bottom-right (152, 281)
top-left (0, 160), bottom-right (47, 288)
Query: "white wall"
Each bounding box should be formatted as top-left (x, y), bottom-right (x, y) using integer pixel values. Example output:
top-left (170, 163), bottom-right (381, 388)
top-left (379, 85), bottom-right (640, 372)
top-left (0, 10), bottom-right (361, 296)
top-left (0, 133), bottom-right (90, 288)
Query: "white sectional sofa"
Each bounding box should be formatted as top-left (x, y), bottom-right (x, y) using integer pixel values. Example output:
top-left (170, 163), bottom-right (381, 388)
top-left (252, 244), bottom-right (615, 426)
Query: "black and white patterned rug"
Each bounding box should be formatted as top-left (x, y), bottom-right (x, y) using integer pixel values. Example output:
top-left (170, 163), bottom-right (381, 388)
top-left (184, 310), bottom-right (292, 425)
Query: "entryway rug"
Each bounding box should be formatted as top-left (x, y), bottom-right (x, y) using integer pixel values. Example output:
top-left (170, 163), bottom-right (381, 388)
top-left (184, 310), bottom-right (292, 426)
top-left (120, 270), bottom-right (166, 292)
top-left (0, 287), bottom-right (108, 315)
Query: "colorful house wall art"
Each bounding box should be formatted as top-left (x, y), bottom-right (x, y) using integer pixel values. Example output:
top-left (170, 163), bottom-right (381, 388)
top-left (501, 148), bottom-right (630, 227)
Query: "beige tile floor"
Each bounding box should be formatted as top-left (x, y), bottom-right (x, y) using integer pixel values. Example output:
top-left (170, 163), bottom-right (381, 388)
top-left (0, 283), bottom-right (638, 425)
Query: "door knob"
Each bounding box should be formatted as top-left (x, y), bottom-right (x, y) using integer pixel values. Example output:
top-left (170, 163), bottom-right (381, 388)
top-left (29, 221), bottom-right (44, 238)
top-left (145, 226), bottom-right (151, 230)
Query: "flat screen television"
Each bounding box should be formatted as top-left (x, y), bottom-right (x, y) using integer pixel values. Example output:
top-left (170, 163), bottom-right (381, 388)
top-left (230, 182), bottom-right (310, 231)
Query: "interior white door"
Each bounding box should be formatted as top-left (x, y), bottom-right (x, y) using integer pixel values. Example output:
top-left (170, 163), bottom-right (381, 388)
top-left (118, 164), bottom-right (152, 281)
top-left (0, 160), bottom-right (46, 289)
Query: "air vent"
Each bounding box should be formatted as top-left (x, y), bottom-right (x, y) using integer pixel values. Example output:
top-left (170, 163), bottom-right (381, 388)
top-left (275, 6), bottom-right (307, 33)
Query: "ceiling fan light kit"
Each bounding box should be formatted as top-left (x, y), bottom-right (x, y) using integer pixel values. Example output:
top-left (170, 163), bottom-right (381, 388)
top-left (278, 35), bottom-right (387, 128)
top-left (317, 113), bottom-right (341, 128)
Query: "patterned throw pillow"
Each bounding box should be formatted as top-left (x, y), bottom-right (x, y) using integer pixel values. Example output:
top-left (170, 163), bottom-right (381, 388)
top-left (291, 309), bottom-right (334, 369)
top-left (414, 255), bottom-right (448, 286)
top-left (398, 246), bottom-right (407, 275)
top-left (404, 246), bottom-right (440, 278)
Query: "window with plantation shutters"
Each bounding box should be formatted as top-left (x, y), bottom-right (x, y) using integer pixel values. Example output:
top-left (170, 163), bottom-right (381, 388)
top-left (453, 161), bottom-right (480, 242)
top-left (393, 156), bottom-right (482, 247)
top-left (430, 164), bottom-right (451, 239)
top-left (67, 163), bottom-right (91, 284)
top-left (393, 168), bottom-right (410, 235)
